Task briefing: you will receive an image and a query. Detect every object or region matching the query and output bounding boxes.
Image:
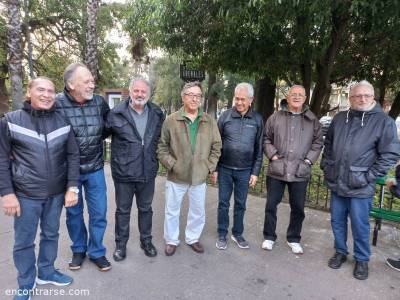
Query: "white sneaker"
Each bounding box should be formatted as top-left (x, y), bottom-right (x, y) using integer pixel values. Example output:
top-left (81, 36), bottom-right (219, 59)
top-left (287, 242), bottom-right (303, 254)
top-left (261, 239), bottom-right (275, 251)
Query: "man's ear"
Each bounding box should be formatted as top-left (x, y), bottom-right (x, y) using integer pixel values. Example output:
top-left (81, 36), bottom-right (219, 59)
top-left (26, 89), bottom-right (31, 100)
top-left (66, 81), bottom-right (74, 91)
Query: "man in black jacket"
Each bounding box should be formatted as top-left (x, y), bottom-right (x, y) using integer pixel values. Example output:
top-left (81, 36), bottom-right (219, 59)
top-left (214, 82), bottom-right (263, 250)
top-left (107, 77), bottom-right (165, 260)
top-left (56, 63), bottom-right (111, 272)
top-left (0, 77), bottom-right (80, 299)
top-left (321, 80), bottom-right (400, 280)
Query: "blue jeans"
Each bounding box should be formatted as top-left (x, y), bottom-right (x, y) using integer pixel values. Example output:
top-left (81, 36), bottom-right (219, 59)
top-left (66, 168), bottom-right (107, 259)
top-left (13, 194), bottom-right (64, 288)
top-left (217, 166), bottom-right (251, 237)
top-left (330, 191), bottom-right (373, 262)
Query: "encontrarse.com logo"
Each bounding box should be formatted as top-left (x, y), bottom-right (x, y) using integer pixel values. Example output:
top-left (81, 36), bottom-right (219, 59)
top-left (4, 287), bottom-right (90, 297)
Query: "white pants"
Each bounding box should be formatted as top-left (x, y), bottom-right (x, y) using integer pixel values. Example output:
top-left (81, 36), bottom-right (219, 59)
top-left (164, 180), bottom-right (207, 245)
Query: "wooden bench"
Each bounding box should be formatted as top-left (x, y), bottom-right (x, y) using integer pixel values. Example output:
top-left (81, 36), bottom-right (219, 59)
top-left (370, 176), bottom-right (400, 246)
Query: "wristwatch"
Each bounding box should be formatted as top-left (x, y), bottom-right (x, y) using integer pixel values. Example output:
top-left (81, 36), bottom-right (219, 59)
top-left (68, 186), bottom-right (79, 194)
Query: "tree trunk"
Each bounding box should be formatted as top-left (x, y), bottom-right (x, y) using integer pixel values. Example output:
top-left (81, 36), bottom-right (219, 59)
top-left (0, 66), bottom-right (9, 116)
top-left (300, 61), bottom-right (312, 104)
top-left (388, 91), bottom-right (400, 120)
top-left (7, 0), bottom-right (24, 110)
top-left (377, 54), bottom-right (390, 105)
top-left (206, 72), bottom-right (218, 119)
top-left (23, 0), bottom-right (34, 79)
top-left (85, 0), bottom-right (99, 81)
top-left (309, 1), bottom-right (350, 118)
top-left (255, 75), bottom-right (276, 122)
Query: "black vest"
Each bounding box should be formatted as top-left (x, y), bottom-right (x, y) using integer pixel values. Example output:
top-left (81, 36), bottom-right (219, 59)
top-left (56, 89), bottom-right (109, 174)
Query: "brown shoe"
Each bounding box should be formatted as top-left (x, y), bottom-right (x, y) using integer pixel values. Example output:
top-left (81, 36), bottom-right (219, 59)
top-left (165, 244), bottom-right (177, 256)
top-left (188, 242), bottom-right (204, 253)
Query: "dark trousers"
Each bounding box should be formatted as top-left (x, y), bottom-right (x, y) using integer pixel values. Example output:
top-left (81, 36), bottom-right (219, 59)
top-left (263, 176), bottom-right (308, 243)
top-left (217, 166), bottom-right (251, 237)
top-left (114, 180), bottom-right (155, 246)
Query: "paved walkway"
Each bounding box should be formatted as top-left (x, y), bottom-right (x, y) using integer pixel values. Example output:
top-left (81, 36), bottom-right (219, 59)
top-left (1, 165), bottom-right (400, 300)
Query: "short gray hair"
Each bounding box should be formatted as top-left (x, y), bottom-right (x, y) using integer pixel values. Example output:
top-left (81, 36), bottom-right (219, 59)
top-left (129, 76), bottom-right (151, 93)
top-left (350, 80), bottom-right (375, 95)
top-left (181, 81), bottom-right (203, 98)
top-left (235, 82), bottom-right (254, 98)
top-left (63, 62), bottom-right (88, 89)
top-left (288, 85), bottom-right (306, 95)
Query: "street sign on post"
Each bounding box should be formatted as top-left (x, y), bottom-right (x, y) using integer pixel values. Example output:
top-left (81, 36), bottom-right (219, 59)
top-left (180, 64), bottom-right (205, 82)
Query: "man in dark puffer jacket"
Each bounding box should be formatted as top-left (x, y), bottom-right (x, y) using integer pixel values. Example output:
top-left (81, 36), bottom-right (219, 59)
top-left (56, 63), bottom-right (111, 272)
top-left (0, 77), bottom-right (80, 299)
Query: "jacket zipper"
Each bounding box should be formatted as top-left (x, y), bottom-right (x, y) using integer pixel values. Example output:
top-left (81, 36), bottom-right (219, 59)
top-left (43, 117), bottom-right (51, 198)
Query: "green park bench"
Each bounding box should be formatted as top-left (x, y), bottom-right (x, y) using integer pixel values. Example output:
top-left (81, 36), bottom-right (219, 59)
top-left (370, 176), bottom-right (400, 246)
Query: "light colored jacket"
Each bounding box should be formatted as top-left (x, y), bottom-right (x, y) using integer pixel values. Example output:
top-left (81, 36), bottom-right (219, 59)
top-left (157, 108), bottom-right (222, 185)
top-left (264, 104), bottom-right (323, 182)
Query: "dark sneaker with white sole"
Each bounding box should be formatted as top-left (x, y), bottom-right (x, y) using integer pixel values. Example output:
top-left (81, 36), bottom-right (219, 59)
top-left (36, 270), bottom-right (73, 286)
top-left (90, 256), bottom-right (112, 272)
top-left (386, 258), bottom-right (400, 271)
top-left (216, 236), bottom-right (227, 250)
top-left (69, 252), bottom-right (86, 270)
top-left (231, 235), bottom-right (249, 249)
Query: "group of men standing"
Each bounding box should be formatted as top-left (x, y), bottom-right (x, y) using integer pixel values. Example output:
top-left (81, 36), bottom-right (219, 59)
top-left (1, 62), bottom-right (399, 299)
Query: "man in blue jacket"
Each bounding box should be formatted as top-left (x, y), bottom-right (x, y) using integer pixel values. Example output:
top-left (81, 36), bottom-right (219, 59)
top-left (107, 77), bottom-right (165, 260)
top-left (0, 77), bottom-right (80, 300)
top-left (214, 82), bottom-right (263, 249)
top-left (321, 80), bottom-right (400, 280)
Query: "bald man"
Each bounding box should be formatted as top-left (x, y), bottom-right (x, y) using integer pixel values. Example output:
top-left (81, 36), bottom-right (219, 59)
top-left (0, 77), bottom-right (80, 298)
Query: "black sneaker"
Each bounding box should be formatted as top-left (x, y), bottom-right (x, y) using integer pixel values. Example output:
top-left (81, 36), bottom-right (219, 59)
top-left (140, 240), bottom-right (157, 257)
top-left (353, 261), bottom-right (368, 280)
top-left (69, 252), bottom-right (86, 270)
top-left (328, 252), bottom-right (347, 269)
top-left (90, 256), bottom-right (112, 272)
top-left (386, 258), bottom-right (400, 271)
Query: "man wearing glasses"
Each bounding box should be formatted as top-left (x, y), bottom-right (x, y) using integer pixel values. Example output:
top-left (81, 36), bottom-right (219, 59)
top-left (157, 81), bottom-right (221, 256)
top-left (262, 85), bottom-right (323, 255)
top-left (321, 80), bottom-right (400, 280)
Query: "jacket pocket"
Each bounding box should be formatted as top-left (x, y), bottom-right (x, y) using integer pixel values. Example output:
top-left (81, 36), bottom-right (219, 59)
top-left (349, 166), bottom-right (369, 188)
top-left (322, 159), bottom-right (336, 182)
top-left (269, 159), bottom-right (285, 177)
top-left (296, 161), bottom-right (311, 178)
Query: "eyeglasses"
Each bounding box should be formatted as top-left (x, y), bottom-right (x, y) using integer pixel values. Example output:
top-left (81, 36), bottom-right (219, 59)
top-left (350, 94), bottom-right (374, 100)
top-left (184, 93), bottom-right (203, 101)
top-left (289, 93), bottom-right (305, 98)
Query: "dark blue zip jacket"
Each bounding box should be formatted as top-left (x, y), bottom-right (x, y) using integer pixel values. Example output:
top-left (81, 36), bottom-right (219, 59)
top-left (217, 107), bottom-right (264, 176)
top-left (0, 101), bottom-right (80, 199)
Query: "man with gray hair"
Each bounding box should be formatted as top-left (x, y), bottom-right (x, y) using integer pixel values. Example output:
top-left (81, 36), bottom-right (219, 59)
top-left (158, 81), bottom-right (221, 256)
top-left (321, 80), bottom-right (400, 280)
top-left (106, 76), bottom-right (164, 260)
top-left (214, 82), bottom-right (264, 250)
top-left (56, 62), bottom-right (111, 272)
